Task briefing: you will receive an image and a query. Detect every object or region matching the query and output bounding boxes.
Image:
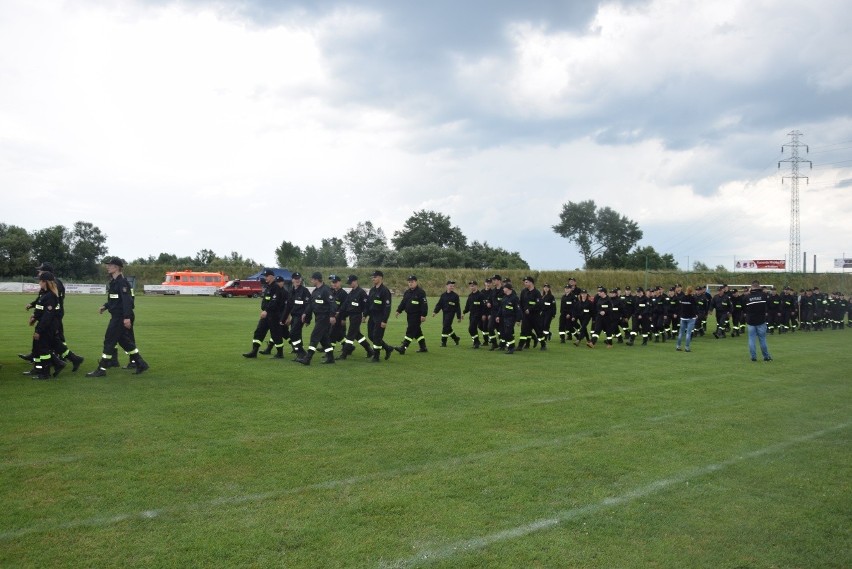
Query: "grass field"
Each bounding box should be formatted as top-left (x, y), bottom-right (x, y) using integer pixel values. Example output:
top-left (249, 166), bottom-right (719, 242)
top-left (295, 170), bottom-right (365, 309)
top-left (1, 293), bottom-right (849, 568)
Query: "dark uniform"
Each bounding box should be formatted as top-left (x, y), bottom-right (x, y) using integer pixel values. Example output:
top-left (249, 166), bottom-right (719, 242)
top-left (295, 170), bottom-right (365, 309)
top-left (497, 284), bottom-right (521, 354)
top-left (30, 273), bottom-right (64, 379)
top-left (243, 273), bottom-right (289, 358)
top-left (295, 273), bottom-right (338, 365)
top-left (767, 290), bottom-right (783, 334)
top-left (485, 276), bottom-right (505, 348)
top-left (338, 275), bottom-right (375, 360)
top-left (629, 288), bottom-right (652, 346)
top-left (590, 288), bottom-right (615, 347)
top-left (780, 287), bottom-right (798, 332)
top-left (518, 277), bottom-right (542, 350)
top-left (396, 276), bottom-right (429, 353)
top-left (287, 274), bottom-right (312, 355)
top-left (22, 262), bottom-right (84, 372)
top-left (709, 287), bottom-right (732, 339)
top-left (328, 275), bottom-right (348, 348)
top-left (86, 257), bottom-right (149, 377)
top-left (558, 285), bottom-right (577, 343)
top-left (463, 281), bottom-right (486, 348)
top-left (572, 291), bottom-right (595, 344)
top-left (433, 281), bottom-right (462, 347)
top-left (366, 271), bottom-right (394, 362)
top-left (538, 285), bottom-right (556, 347)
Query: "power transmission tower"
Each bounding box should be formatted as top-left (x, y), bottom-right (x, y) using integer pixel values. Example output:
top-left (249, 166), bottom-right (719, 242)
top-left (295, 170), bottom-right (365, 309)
top-left (778, 130), bottom-right (812, 272)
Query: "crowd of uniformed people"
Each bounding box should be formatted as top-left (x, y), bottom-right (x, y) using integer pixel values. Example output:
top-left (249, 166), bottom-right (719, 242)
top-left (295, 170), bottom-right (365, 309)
top-left (242, 271), bottom-right (850, 364)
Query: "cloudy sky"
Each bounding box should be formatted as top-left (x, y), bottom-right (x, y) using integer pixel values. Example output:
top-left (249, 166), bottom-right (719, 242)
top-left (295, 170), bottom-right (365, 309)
top-left (2, 0), bottom-right (851, 272)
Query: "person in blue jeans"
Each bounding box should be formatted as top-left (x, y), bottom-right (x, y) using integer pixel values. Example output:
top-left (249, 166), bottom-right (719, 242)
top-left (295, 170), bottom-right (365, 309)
top-left (675, 286), bottom-right (698, 352)
top-left (744, 281), bottom-right (773, 362)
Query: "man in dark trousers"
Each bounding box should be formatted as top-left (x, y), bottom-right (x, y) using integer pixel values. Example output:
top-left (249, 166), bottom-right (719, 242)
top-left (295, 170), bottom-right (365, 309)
top-left (463, 280), bottom-right (486, 348)
top-left (328, 274), bottom-right (348, 352)
top-left (395, 275), bottom-right (429, 353)
top-left (518, 276), bottom-right (542, 351)
top-left (242, 270), bottom-right (287, 358)
top-left (86, 257), bottom-right (149, 377)
top-left (558, 283), bottom-right (577, 344)
top-left (338, 275), bottom-right (375, 360)
top-left (744, 280), bottom-right (772, 362)
top-left (433, 280), bottom-right (462, 347)
top-left (496, 282), bottom-right (521, 354)
top-left (295, 273), bottom-right (338, 365)
top-left (366, 270), bottom-right (394, 362)
top-left (287, 272), bottom-right (312, 358)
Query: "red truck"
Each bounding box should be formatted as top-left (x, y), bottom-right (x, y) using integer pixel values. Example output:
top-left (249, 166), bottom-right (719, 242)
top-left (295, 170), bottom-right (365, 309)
top-left (216, 279), bottom-right (264, 298)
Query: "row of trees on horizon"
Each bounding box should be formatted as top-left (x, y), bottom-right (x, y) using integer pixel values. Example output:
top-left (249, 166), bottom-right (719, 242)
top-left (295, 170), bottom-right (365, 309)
top-left (2, 204), bottom-right (714, 279)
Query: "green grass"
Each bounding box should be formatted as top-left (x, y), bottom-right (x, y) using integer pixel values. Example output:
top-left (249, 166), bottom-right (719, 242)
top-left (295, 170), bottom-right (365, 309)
top-left (0, 293), bottom-right (850, 568)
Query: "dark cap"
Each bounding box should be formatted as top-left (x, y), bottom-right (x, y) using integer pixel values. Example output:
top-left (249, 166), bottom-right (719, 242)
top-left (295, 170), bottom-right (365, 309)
top-left (275, 276), bottom-right (285, 282)
top-left (485, 278), bottom-right (492, 283)
top-left (292, 272), bottom-right (302, 279)
top-left (347, 274), bottom-right (358, 284)
top-left (543, 283), bottom-right (551, 288)
top-left (446, 280), bottom-right (456, 285)
top-left (36, 262), bottom-right (54, 272)
top-left (491, 274), bottom-right (502, 281)
top-left (564, 284), bottom-right (571, 289)
top-left (523, 276), bottom-right (534, 283)
top-left (103, 256), bottom-right (124, 267)
top-left (38, 271), bottom-right (55, 282)
top-left (502, 282), bottom-right (513, 290)
top-left (625, 286), bottom-right (631, 290)
top-left (407, 275), bottom-right (418, 281)
top-left (264, 269), bottom-right (275, 277)
top-left (310, 271), bottom-right (323, 280)
top-left (372, 270), bottom-right (384, 278)
top-left (598, 287), bottom-right (607, 293)
top-left (579, 288), bottom-right (588, 294)
top-left (636, 286), bottom-right (644, 292)
top-left (329, 274), bottom-right (341, 282)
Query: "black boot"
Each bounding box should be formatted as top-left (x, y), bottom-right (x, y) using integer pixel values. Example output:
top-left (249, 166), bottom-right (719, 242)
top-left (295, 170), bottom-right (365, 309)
top-left (296, 350), bottom-right (315, 366)
top-left (370, 347), bottom-right (381, 363)
top-left (451, 333), bottom-right (460, 345)
top-left (259, 340), bottom-right (273, 355)
top-left (338, 343), bottom-right (353, 360)
top-left (540, 340), bottom-right (547, 351)
top-left (383, 343), bottom-right (394, 360)
top-left (472, 338), bottom-right (481, 349)
top-left (395, 339), bottom-right (410, 355)
top-left (50, 353), bottom-right (67, 378)
top-left (86, 358), bottom-right (110, 377)
top-left (273, 346), bottom-right (285, 359)
top-left (134, 356), bottom-right (150, 375)
top-left (417, 339), bottom-right (428, 353)
top-left (18, 353), bottom-right (34, 362)
top-left (66, 352), bottom-right (85, 372)
top-left (505, 344), bottom-right (515, 355)
top-left (641, 336), bottom-right (648, 346)
top-left (321, 351), bottom-right (335, 364)
top-left (242, 343), bottom-right (260, 358)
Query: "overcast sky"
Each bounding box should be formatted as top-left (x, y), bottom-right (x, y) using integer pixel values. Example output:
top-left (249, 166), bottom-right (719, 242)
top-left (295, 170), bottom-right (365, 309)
top-left (2, 0), bottom-right (851, 272)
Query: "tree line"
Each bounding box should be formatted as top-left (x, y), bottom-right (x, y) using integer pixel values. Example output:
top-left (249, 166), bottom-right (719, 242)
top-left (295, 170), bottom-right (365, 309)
top-left (275, 211), bottom-right (530, 270)
top-left (2, 204), bottom-right (699, 279)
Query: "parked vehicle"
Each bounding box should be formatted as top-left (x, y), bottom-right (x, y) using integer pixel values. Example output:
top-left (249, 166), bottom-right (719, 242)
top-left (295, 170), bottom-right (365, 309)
top-left (163, 270), bottom-right (229, 288)
top-left (216, 279), bottom-right (263, 298)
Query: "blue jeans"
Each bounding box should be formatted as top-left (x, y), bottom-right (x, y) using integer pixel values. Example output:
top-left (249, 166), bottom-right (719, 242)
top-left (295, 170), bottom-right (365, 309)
top-left (676, 317), bottom-right (696, 350)
top-left (747, 323), bottom-right (771, 360)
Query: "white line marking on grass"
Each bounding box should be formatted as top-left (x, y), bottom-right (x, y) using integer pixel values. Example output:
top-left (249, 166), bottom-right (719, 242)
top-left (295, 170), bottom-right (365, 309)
top-left (381, 422), bottom-right (851, 569)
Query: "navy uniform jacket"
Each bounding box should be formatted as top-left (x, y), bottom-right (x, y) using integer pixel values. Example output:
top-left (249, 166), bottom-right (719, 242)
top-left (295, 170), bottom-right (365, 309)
top-left (306, 283), bottom-right (337, 319)
top-left (104, 275), bottom-right (134, 318)
top-left (463, 290), bottom-right (485, 319)
top-left (433, 291), bottom-right (461, 319)
top-left (344, 287), bottom-right (370, 318)
top-left (499, 291), bottom-right (521, 322)
top-left (397, 286), bottom-right (428, 318)
top-left (367, 284), bottom-right (393, 323)
top-left (289, 285), bottom-right (312, 318)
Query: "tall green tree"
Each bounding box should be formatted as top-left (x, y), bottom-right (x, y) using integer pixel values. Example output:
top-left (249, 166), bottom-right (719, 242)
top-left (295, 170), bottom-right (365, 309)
top-left (552, 200), bottom-right (643, 268)
top-left (275, 240), bottom-right (303, 268)
top-left (0, 223), bottom-right (34, 277)
top-left (344, 221), bottom-right (387, 266)
top-left (194, 249), bottom-right (217, 266)
top-left (31, 225), bottom-right (72, 276)
top-left (391, 210), bottom-right (467, 250)
top-left (621, 246), bottom-right (679, 271)
top-left (67, 221), bottom-right (108, 279)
